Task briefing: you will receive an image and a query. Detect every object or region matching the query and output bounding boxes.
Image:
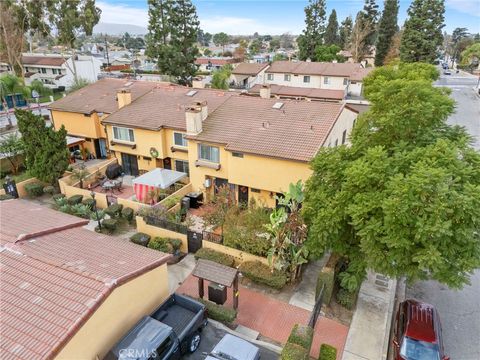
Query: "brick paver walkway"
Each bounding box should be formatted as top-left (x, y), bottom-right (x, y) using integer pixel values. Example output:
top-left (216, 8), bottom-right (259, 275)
top-left (177, 275), bottom-right (348, 359)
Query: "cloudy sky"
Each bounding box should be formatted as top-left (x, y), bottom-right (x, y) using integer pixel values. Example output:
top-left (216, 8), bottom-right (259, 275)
top-left (97, 0), bottom-right (480, 35)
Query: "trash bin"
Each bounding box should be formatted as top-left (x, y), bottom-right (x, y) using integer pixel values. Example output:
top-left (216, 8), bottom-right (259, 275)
top-left (181, 197), bottom-right (190, 212)
top-left (187, 192), bottom-right (204, 209)
top-left (208, 283), bottom-right (227, 305)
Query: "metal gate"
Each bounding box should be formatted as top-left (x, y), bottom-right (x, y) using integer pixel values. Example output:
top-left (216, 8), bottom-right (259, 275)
top-left (187, 230), bottom-right (203, 253)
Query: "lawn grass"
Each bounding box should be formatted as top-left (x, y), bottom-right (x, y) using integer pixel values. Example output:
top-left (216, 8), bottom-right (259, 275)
top-left (0, 171), bottom-right (33, 186)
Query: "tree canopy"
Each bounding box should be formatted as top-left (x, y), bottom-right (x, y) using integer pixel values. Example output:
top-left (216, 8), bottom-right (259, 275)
top-left (324, 10), bottom-right (340, 46)
top-left (339, 16), bottom-right (353, 50)
top-left (374, 0), bottom-right (399, 66)
top-left (314, 45), bottom-right (345, 62)
top-left (297, 0), bottom-right (327, 60)
top-left (304, 63), bottom-right (480, 291)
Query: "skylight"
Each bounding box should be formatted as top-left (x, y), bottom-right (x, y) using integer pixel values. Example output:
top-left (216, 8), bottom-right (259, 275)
top-left (272, 102), bottom-right (284, 109)
top-left (186, 90), bottom-right (198, 97)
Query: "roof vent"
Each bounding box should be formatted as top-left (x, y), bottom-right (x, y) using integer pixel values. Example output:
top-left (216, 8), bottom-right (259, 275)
top-left (186, 90), bottom-right (198, 97)
top-left (272, 102), bottom-right (284, 109)
top-left (124, 81), bottom-right (133, 87)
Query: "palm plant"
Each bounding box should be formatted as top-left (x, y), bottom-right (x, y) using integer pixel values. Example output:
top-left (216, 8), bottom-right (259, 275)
top-left (70, 164), bottom-right (90, 189)
top-left (0, 74), bottom-right (29, 127)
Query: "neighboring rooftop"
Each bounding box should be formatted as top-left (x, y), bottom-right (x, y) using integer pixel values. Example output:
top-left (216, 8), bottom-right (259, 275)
top-left (249, 84), bottom-right (345, 101)
top-left (22, 55), bottom-right (67, 67)
top-left (102, 86), bottom-right (236, 131)
top-left (195, 57), bottom-right (241, 66)
top-left (232, 62), bottom-right (269, 76)
top-left (345, 103), bottom-right (369, 114)
top-left (190, 95), bottom-right (348, 162)
top-left (0, 199), bottom-right (170, 360)
top-left (48, 78), bottom-right (158, 114)
top-left (266, 61), bottom-right (367, 79)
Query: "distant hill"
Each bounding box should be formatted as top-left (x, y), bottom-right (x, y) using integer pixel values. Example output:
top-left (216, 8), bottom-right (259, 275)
top-left (93, 22), bottom-right (147, 35)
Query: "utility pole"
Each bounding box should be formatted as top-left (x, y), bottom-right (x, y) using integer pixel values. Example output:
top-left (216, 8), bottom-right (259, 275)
top-left (104, 35), bottom-right (110, 67)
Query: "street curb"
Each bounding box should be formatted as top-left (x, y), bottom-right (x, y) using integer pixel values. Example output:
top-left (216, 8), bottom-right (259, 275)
top-left (208, 319), bottom-right (283, 354)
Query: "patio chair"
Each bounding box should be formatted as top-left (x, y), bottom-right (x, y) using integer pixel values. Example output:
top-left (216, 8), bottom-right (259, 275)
top-left (113, 177), bottom-right (123, 193)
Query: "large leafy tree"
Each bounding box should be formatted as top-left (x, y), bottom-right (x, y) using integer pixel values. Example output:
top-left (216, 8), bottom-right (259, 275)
top-left (0, 133), bottom-right (23, 175)
top-left (400, 0), bottom-right (445, 63)
top-left (361, 0), bottom-right (379, 46)
top-left (304, 63), bottom-right (480, 291)
top-left (213, 32), bottom-right (230, 54)
top-left (147, 0), bottom-right (199, 85)
top-left (374, 0), bottom-right (399, 66)
top-left (339, 16), bottom-right (353, 49)
top-left (324, 9), bottom-right (340, 46)
top-left (297, 0), bottom-right (327, 61)
top-left (314, 45), bottom-right (345, 62)
top-left (449, 27), bottom-right (468, 66)
top-left (16, 109), bottom-right (69, 185)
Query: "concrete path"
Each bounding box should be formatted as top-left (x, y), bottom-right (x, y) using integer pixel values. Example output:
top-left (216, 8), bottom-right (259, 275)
top-left (167, 253), bottom-right (196, 294)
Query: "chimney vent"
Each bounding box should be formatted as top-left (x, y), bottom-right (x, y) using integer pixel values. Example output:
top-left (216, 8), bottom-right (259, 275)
top-left (116, 88), bottom-right (132, 109)
top-left (259, 84), bottom-right (271, 99)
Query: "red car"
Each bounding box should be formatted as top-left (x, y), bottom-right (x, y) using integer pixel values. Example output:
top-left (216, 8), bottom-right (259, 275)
top-left (392, 299), bottom-right (449, 360)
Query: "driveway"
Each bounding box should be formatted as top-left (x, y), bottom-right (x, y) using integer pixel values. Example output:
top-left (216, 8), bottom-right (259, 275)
top-left (182, 323), bottom-right (279, 360)
top-left (406, 71), bottom-right (480, 360)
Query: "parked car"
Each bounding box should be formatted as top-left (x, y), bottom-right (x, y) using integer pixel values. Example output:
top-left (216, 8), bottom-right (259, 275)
top-left (443, 70), bottom-right (452, 75)
top-left (205, 334), bottom-right (261, 360)
top-left (104, 294), bottom-right (207, 360)
top-left (392, 299), bottom-right (449, 360)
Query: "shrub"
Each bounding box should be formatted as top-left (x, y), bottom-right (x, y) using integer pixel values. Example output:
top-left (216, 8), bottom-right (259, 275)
top-left (194, 248), bottom-right (235, 267)
top-left (148, 237), bottom-right (173, 253)
top-left (43, 185), bottom-right (55, 195)
top-left (91, 209), bottom-right (105, 221)
top-left (53, 193), bottom-right (65, 201)
top-left (318, 344), bottom-right (337, 360)
top-left (130, 232), bottom-right (151, 246)
top-left (0, 194), bottom-right (14, 201)
top-left (70, 204), bottom-right (91, 219)
top-left (281, 343), bottom-right (309, 360)
top-left (194, 297), bottom-right (237, 324)
top-left (239, 261), bottom-right (287, 289)
top-left (287, 324), bottom-right (314, 350)
top-left (105, 203), bottom-right (123, 218)
top-left (316, 268), bottom-right (335, 305)
top-left (162, 195), bottom-right (180, 209)
top-left (59, 204), bottom-right (73, 214)
top-left (102, 218), bottom-right (117, 232)
top-left (122, 207), bottom-right (134, 221)
top-left (169, 238), bottom-right (183, 252)
top-left (336, 288), bottom-right (358, 310)
top-left (82, 198), bottom-right (95, 210)
top-left (67, 194), bottom-right (83, 205)
top-left (25, 182), bottom-right (44, 197)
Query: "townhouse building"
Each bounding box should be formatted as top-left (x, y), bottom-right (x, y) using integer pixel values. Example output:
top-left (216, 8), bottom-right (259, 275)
top-left (230, 62), bottom-right (269, 89)
top-left (264, 61), bottom-right (372, 96)
top-left (194, 57), bottom-right (242, 72)
top-left (22, 54), bottom-right (102, 90)
top-left (49, 79), bottom-right (359, 207)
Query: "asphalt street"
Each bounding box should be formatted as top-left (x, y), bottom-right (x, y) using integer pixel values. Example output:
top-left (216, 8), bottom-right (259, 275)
top-left (182, 323), bottom-right (279, 360)
top-left (406, 71), bottom-right (480, 360)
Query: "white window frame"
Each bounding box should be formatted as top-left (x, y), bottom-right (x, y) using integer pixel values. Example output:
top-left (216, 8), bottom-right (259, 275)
top-left (198, 144), bottom-right (220, 163)
top-left (267, 73), bottom-right (274, 81)
top-left (41, 68), bottom-right (47, 74)
top-left (175, 160), bottom-right (189, 176)
top-left (173, 132), bottom-right (188, 147)
top-left (303, 75), bottom-right (310, 83)
top-left (284, 74), bottom-right (291, 81)
top-left (112, 126), bottom-right (135, 143)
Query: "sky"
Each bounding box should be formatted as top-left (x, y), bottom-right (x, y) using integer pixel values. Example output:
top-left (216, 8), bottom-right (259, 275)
top-left (97, 0), bottom-right (480, 35)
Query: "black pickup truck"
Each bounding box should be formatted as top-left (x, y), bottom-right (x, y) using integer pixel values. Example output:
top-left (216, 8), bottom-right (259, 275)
top-left (105, 294), bottom-right (207, 360)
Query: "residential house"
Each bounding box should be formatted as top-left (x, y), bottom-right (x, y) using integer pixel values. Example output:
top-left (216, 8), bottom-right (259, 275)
top-left (339, 47), bottom-right (376, 68)
top-left (230, 63), bottom-right (269, 89)
top-left (0, 199), bottom-right (170, 360)
top-left (195, 57), bottom-right (242, 72)
top-left (264, 61), bottom-right (372, 96)
top-left (48, 78), bottom-right (157, 159)
top-left (22, 53), bottom-right (102, 90)
top-left (248, 84), bottom-right (345, 102)
top-left (0, 62), bottom-right (12, 74)
top-left (101, 86), bottom-right (236, 176)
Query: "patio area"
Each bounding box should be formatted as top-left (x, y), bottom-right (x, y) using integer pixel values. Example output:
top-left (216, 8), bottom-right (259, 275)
top-left (89, 182), bottom-right (136, 200)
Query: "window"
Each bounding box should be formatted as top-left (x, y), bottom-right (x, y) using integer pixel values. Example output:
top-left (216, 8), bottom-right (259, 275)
top-left (52, 68), bottom-right (58, 74)
top-left (25, 67), bottom-right (29, 72)
top-left (342, 130), bottom-right (347, 144)
top-left (198, 144), bottom-right (219, 163)
top-left (267, 73), bottom-right (274, 81)
top-left (303, 76), bottom-right (310, 83)
top-left (175, 160), bottom-right (189, 176)
top-left (40, 68), bottom-right (46, 74)
top-left (251, 188), bottom-right (260, 193)
top-left (324, 76), bottom-right (330, 84)
top-left (343, 78), bottom-right (348, 86)
top-left (113, 126), bottom-right (135, 142)
top-left (284, 74), bottom-right (291, 81)
top-left (173, 132), bottom-right (188, 147)
top-left (232, 152), bottom-right (244, 158)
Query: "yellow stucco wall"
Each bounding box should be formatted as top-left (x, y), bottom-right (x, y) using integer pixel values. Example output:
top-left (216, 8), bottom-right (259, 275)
top-left (136, 216), bottom-right (188, 253)
top-left (55, 264), bottom-right (169, 360)
top-left (51, 110), bottom-right (104, 140)
top-left (202, 241), bottom-right (269, 266)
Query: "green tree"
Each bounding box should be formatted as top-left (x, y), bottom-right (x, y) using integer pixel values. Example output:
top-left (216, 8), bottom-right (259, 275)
top-left (67, 78), bottom-right (91, 94)
top-left (0, 133), bottom-right (23, 175)
top-left (314, 45), bottom-right (344, 62)
top-left (324, 9), bottom-right (340, 46)
top-left (197, 29), bottom-right (212, 46)
top-left (16, 109), bottom-right (69, 185)
top-left (297, 0), bottom-right (327, 60)
top-left (374, 0), bottom-right (399, 66)
top-left (339, 16), bottom-right (353, 49)
top-left (460, 43), bottom-right (480, 66)
top-left (248, 39), bottom-right (262, 54)
top-left (361, 0), bottom-right (379, 46)
top-left (269, 38), bottom-right (281, 52)
top-left (450, 27), bottom-right (468, 65)
top-left (211, 64), bottom-right (233, 90)
top-left (304, 63), bottom-right (480, 291)
top-left (147, 0), bottom-right (200, 85)
top-left (213, 32), bottom-right (230, 54)
top-left (71, 164), bottom-right (89, 189)
top-left (349, 12), bottom-right (371, 62)
top-left (0, 73), bottom-right (31, 127)
top-left (400, 0), bottom-right (445, 63)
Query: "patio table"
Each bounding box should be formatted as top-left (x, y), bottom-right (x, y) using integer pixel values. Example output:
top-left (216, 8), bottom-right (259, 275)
top-left (102, 180), bottom-right (119, 193)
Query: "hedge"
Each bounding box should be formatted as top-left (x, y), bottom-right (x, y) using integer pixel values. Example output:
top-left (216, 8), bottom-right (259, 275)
top-left (194, 248), bottom-right (235, 267)
top-left (287, 324), bottom-right (314, 350)
top-left (122, 207), bottom-right (134, 221)
top-left (105, 203), bottom-right (123, 218)
top-left (102, 218), bottom-right (118, 232)
top-left (336, 288), bottom-right (359, 310)
top-left (239, 261), bottom-right (287, 289)
top-left (43, 185), bottom-right (55, 195)
top-left (316, 268), bottom-right (335, 305)
top-left (318, 344), bottom-right (337, 360)
top-left (25, 183), bottom-right (44, 197)
top-left (148, 237), bottom-right (174, 253)
top-left (130, 232), bottom-right (151, 246)
top-left (281, 343), bottom-right (309, 360)
top-left (194, 297), bottom-right (237, 324)
top-left (67, 194), bottom-right (83, 205)
top-left (82, 198), bottom-right (95, 210)
top-left (0, 194), bottom-right (14, 201)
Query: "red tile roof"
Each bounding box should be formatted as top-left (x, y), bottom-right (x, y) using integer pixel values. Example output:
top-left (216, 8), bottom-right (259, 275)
top-left (266, 61), bottom-right (367, 79)
top-left (0, 200), bottom-right (170, 360)
top-left (48, 78), bottom-right (158, 114)
top-left (249, 84), bottom-right (345, 100)
top-left (22, 56), bottom-right (67, 67)
top-left (232, 63), bottom-right (269, 76)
